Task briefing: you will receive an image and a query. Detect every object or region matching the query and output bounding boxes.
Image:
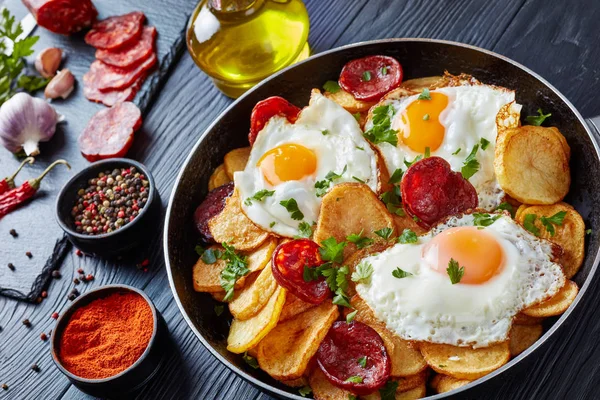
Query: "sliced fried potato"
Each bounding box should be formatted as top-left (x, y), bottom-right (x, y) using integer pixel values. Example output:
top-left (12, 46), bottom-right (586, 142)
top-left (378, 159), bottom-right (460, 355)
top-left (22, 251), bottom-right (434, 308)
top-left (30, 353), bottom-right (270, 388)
top-left (430, 374), bottom-right (472, 394)
top-left (522, 280), bottom-right (578, 317)
top-left (324, 88), bottom-right (376, 113)
top-left (209, 189), bottom-right (270, 251)
top-left (227, 286), bottom-right (287, 353)
top-left (208, 164), bottom-right (231, 191)
top-left (223, 147), bottom-right (251, 179)
top-left (420, 342), bottom-right (510, 380)
top-left (315, 183), bottom-right (396, 259)
top-left (279, 293), bottom-right (318, 323)
top-left (257, 301), bottom-right (339, 380)
top-left (509, 324), bottom-right (543, 357)
top-left (229, 263), bottom-right (278, 320)
top-left (399, 76), bottom-right (444, 92)
top-left (246, 237), bottom-right (278, 273)
top-left (362, 381), bottom-right (427, 400)
top-left (393, 213), bottom-right (427, 236)
top-left (193, 245), bottom-right (248, 293)
top-left (282, 376), bottom-right (309, 388)
top-left (495, 125), bottom-right (570, 204)
top-left (309, 367), bottom-right (354, 400)
top-left (515, 203), bottom-right (585, 278)
top-left (513, 312), bottom-right (544, 326)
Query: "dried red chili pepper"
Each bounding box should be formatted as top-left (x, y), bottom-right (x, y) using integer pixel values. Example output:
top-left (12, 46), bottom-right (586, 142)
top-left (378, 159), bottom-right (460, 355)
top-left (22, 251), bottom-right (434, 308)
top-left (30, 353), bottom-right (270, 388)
top-left (0, 160), bottom-right (70, 219)
top-left (0, 157), bottom-right (34, 195)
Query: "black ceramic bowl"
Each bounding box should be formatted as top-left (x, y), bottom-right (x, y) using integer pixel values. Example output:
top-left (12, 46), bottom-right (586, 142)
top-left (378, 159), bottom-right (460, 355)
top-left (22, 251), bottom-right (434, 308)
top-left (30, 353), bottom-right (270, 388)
top-left (50, 284), bottom-right (168, 399)
top-left (55, 158), bottom-right (159, 257)
top-left (164, 39), bottom-right (600, 399)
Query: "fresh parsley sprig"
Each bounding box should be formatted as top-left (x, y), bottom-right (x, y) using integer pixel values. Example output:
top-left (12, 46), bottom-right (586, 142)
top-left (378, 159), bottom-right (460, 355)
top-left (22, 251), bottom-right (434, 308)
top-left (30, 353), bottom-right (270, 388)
top-left (244, 189), bottom-right (274, 206)
top-left (346, 230), bottom-right (374, 249)
top-left (496, 202), bottom-right (515, 218)
top-left (447, 258), bottom-right (465, 284)
top-left (219, 243), bottom-right (250, 301)
top-left (380, 185), bottom-right (405, 216)
top-left (363, 105), bottom-right (398, 146)
top-left (523, 214), bottom-right (541, 236)
top-left (280, 198), bottom-right (304, 220)
top-left (397, 228), bottom-right (418, 244)
top-left (315, 165), bottom-right (347, 197)
top-left (540, 211), bottom-right (567, 236)
top-left (351, 262), bottom-right (373, 283)
top-left (472, 213), bottom-right (501, 227)
top-left (323, 80), bottom-right (341, 93)
top-left (375, 227), bottom-right (394, 240)
top-left (526, 108), bottom-right (551, 126)
top-left (295, 221), bottom-right (313, 239)
top-left (379, 380), bottom-right (399, 400)
top-left (392, 267), bottom-right (413, 279)
top-left (461, 144), bottom-right (480, 180)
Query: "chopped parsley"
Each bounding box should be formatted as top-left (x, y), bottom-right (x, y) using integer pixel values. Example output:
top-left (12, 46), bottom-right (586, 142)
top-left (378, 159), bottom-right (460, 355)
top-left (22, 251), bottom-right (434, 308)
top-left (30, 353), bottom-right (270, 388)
top-left (472, 213), bottom-right (501, 227)
top-left (446, 258), bottom-right (465, 284)
top-left (347, 230), bottom-right (374, 249)
top-left (375, 227), bottom-right (394, 240)
top-left (418, 88), bottom-right (432, 100)
top-left (315, 166), bottom-right (347, 197)
top-left (349, 395), bottom-right (357, 400)
top-left (220, 243), bottom-right (250, 301)
top-left (452, 148), bottom-right (461, 155)
top-left (587, 229), bottom-right (593, 235)
top-left (322, 129), bottom-right (329, 135)
top-left (540, 211), bottom-right (567, 236)
top-left (345, 376), bottom-right (363, 383)
top-left (295, 221), bottom-right (313, 239)
top-left (280, 198), bottom-right (304, 220)
top-left (243, 352), bottom-right (259, 369)
top-left (461, 144), bottom-right (480, 180)
top-left (480, 137), bottom-right (491, 151)
top-left (298, 386), bottom-right (312, 397)
top-left (353, 112), bottom-right (361, 122)
top-left (496, 202), bottom-right (515, 218)
top-left (351, 262), bottom-right (374, 283)
top-left (323, 80), bottom-right (341, 93)
top-left (331, 266), bottom-right (352, 308)
top-left (388, 167), bottom-right (404, 184)
top-left (357, 356), bottom-right (367, 368)
top-left (319, 237), bottom-right (347, 263)
top-left (363, 105), bottom-right (398, 146)
top-left (526, 108), bottom-right (551, 126)
top-left (392, 267), bottom-right (413, 279)
top-left (244, 189), bottom-right (275, 206)
top-left (362, 71), bottom-right (372, 82)
top-left (269, 221), bottom-right (276, 228)
top-left (201, 248), bottom-right (221, 264)
top-left (380, 185), bottom-right (405, 216)
top-left (214, 304), bottom-right (225, 316)
top-left (523, 214), bottom-right (541, 236)
top-left (381, 66), bottom-right (388, 75)
top-left (424, 146), bottom-right (431, 158)
top-left (404, 154), bottom-right (423, 168)
top-left (379, 380), bottom-right (399, 400)
top-left (398, 228), bottom-right (418, 244)
top-left (423, 113), bottom-right (430, 121)
top-left (346, 309), bottom-right (358, 323)
top-left (194, 244), bottom-right (205, 257)
top-left (352, 176), bottom-right (365, 183)
top-left (356, 145), bottom-right (364, 150)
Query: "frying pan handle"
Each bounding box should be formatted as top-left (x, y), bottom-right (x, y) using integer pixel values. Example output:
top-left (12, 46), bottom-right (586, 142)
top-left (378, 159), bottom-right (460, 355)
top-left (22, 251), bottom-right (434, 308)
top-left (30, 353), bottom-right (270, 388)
top-left (586, 117), bottom-right (600, 145)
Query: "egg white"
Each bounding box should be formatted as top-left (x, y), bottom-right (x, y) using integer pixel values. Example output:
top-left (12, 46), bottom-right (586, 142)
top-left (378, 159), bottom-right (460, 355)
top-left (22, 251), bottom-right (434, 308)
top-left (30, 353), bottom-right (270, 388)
top-left (355, 213), bottom-right (565, 348)
top-left (235, 92), bottom-right (379, 237)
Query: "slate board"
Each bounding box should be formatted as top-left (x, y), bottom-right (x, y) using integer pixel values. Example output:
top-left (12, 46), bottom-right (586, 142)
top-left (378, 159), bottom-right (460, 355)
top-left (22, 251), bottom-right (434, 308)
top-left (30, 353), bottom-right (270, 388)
top-left (0, 0), bottom-right (196, 301)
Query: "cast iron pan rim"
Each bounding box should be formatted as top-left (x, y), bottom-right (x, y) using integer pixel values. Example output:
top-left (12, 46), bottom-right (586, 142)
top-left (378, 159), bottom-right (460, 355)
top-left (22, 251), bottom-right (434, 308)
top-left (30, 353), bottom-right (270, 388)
top-left (164, 38), bottom-right (600, 399)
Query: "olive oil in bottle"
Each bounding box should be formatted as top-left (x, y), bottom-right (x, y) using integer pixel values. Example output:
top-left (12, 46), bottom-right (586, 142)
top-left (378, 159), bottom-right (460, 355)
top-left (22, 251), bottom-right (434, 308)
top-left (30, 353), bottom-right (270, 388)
top-left (187, 0), bottom-right (310, 98)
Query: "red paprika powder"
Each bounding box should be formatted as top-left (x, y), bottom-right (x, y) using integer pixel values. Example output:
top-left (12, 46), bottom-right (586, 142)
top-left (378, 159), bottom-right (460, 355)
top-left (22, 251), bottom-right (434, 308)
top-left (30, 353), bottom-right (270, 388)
top-left (58, 291), bottom-right (153, 379)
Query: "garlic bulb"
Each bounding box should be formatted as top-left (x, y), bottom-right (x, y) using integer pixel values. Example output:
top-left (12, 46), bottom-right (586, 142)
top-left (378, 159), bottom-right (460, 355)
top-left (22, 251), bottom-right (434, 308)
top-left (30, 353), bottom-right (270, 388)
top-left (0, 93), bottom-right (64, 156)
top-left (45, 69), bottom-right (75, 100)
top-left (35, 48), bottom-right (63, 79)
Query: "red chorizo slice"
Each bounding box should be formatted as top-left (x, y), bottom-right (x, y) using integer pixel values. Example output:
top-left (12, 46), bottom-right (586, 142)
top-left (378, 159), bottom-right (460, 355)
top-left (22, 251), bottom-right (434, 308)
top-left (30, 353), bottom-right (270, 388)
top-left (23, 0), bottom-right (98, 35)
top-left (83, 72), bottom-right (147, 106)
top-left (85, 11), bottom-right (145, 50)
top-left (317, 321), bottom-right (391, 395)
top-left (96, 26), bottom-right (157, 69)
top-left (271, 239), bottom-right (331, 304)
top-left (401, 156), bottom-right (478, 229)
top-left (78, 102), bottom-right (142, 162)
top-left (83, 53), bottom-right (157, 93)
top-left (249, 97), bottom-right (301, 146)
top-left (339, 55), bottom-right (403, 102)
top-left (193, 182), bottom-right (235, 243)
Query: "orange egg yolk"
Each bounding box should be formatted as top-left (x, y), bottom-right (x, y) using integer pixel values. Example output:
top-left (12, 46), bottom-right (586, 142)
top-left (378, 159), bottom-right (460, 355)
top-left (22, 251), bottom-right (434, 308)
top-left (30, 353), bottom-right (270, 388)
top-left (423, 226), bottom-right (505, 284)
top-left (394, 92), bottom-right (449, 153)
top-left (258, 143), bottom-right (317, 185)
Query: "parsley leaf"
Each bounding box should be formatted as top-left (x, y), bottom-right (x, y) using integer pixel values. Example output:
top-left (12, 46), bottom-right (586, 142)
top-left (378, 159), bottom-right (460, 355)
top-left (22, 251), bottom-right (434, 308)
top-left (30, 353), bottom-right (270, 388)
top-left (346, 309), bottom-right (358, 323)
top-left (303, 265), bottom-right (323, 282)
top-left (446, 258), bottom-right (465, 284)
top-left (523, 214), bottom-right (541, 236)
top-left (202, 248), bottom-right (221, 264)
top-left (353, 112), bottom-right (361, 122)
top-left (381, 66), bottom-right (388, 75)
top-left (214, 304), bottom-right (225, 316)
top-left (269, 221), bottom-right (276, 228)
top-left (323, 80), bottom-right (341, 93)
top-left (379, 380), bottom-right (399, 400)
top-left (398, 228), bottom-right (418, 244)
top-left (423, 113), bottom-right (430, 121)
top-left (404, 154), bottom-right (423, 168)
top-left (194, 245), bottom-right (205, 257)
top-left (345, 376), bottom-right (363, 383)
top-left (388, 168), bottom-right (404, 184)
top-left (472, 213), bottom-right (501, 227)
top-left (333, 288), bottom-right (352, 308)
top-left (392, 267), bottom-right (413, 279)
top-left (356, 145), bottom-right (364, 150)
top-left (480, 137), bottom-right (491, 151)
top-left (380, 185), bottom-right (405, 216)
top-left (244, 189), bottom-right (275, 206)
top-left (315, 166), bottom-right (347, 197)
top-left (319, 237), bottom-right (347, 263)
top-left (351, 262), bottom-right (374, 283)
top-left (418, 88), bottom-right (431, 100)
top-left (326, 165), bottom-right (347, 181)
top-left (586, 229), bottom-right (593, 235)
top-left (243, 352), bottom-right (259, 369)
top-left (352, 176), bottom-right (365, 183)
top-left (424, 147), bottom-right (431, 158)
top-left (280, 198), bottom-right (304, 220)
top-left (322, 129), bottom-right (329, 135)
top-left (362, 71), bottom-right (372, 81)
top-left (452, 148), bottom-right (461, 155)
top-left (295, 221), bottom-right (313, 239)
top-left (375, 227), bottom-right (394, 240)
top-left (298, 386), bottom-right (312, 397)
top-left (496, 202), bottom-right (515, 218)
top-left (526, 108), bottom-right (551, 126)
top-left (347, 230), bottom-right (374, 249)
top-left (220, 243), bottom-right (250, 301)
top-left (540, 211), bottom-right (567, 236)
top-left (363, 105), bottom-right (398, 146)
top-left (357, 356), bottom-right (367, 368)
top-left (461, 144), bottom-right (480, 180)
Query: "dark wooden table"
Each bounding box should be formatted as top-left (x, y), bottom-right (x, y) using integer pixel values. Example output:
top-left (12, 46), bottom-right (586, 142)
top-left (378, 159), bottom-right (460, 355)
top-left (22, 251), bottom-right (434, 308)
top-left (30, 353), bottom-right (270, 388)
top-left (1, 0), bottom-right (600, 399)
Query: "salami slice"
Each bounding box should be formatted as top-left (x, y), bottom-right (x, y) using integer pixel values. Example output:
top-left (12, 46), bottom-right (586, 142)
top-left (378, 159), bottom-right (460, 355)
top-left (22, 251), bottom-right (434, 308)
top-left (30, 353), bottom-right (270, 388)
top-left (84, 11), bottom-right (145, 50)
top-left (23, 0), bottom-right (97, 35)
top-left (194, 182), bottom-right (235, 243)
top-left (78, 102), bottom-right (142, 162)
top-left (249, 97), bottom-right (301, 146)
top-left (271, 239), bottom-right (331, 304)
top-left (96, 26), bottom-right (157, 69)
top-left (84, 72), bottom-right (147, 107)
top-left (401, 157), bottom-right (478, 229)
top-left (339, 55), bottom-right (403, 102)
top-left (317, 321), bottom-right (391, 395)
top-left (83, 54), bottom-right (157, 93)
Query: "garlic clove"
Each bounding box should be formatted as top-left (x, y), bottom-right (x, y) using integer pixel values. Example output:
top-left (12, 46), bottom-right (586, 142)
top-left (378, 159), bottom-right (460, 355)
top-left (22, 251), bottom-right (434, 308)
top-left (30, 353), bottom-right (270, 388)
top-left (35, 47), bottom-right (63, 79)
top-left (45, 69), bottom-right (75, 100)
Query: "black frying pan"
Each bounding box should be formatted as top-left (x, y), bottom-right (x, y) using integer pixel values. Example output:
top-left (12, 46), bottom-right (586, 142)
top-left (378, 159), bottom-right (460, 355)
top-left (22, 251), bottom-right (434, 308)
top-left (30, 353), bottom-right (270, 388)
top-left (163, 39), bottom-right (600, 399)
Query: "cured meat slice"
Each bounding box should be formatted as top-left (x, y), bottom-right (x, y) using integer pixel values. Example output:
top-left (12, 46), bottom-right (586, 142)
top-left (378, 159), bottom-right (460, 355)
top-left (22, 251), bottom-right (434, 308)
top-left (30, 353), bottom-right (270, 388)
top-left (339, 55), bottom-right (403, 102)
top-left (84, 11), bottom-right (145, 50)
top-left (317, 321), bottom-right (391, 395)
top-left (78, 102), bottom-right (142, 162)
top-left (249, 96), bottom-right (301, 146)
top-left (23, 0), bottom-right (98, 35)
top-left (193, 182), bottom-right (235, 243)
top-left (84, 72), bottom-right (147, 107)
top-left (83, 53), bottom-right (157, 93)
top-left (96, 26), bottom-right (157, 69)
top-left (271, 239), bottom-right (331, 304)
top-left (401, 156), bottom-right (478, 229)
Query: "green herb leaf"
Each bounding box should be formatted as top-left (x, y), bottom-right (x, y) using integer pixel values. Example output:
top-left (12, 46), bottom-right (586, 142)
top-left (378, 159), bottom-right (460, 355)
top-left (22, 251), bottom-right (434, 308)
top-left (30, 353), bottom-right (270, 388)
top-left (351, 262), bottom-right (374, 283)
top-left (418, 88), bottom-right (431, 100)
top-left (388, 168), bottom-right (404, 184)
top-left (357, 356), bottom-right (367, 368)
top-left (194, 245), bottom-right (205, 257)
top-left (363, 105), bottom-right (398, 146)
top-left (424, 147), bottom-right (431, 158)
top-left (346, 309), bottom-right (358, 323)
top-left (202, 248), bottom-right (221, 264)
top-left (362, 71), bottom-right (372, 82)
top-left (392, 267), bottom-right (413, 279)
top-left (333, 288), bottom-right (352, 308)
top-left (446, 258), bottom-right (465, 284)
top-left (472, 213), bottom-right (501, 227)
top-left (404, 154), bottom-right (423, 168)
top-left (280, 198), bottom-right (304, 220)
top-left (461, 144), bottom-right (480, 180)
top-left (323, 80), bottom-right (341, 93)
top-left (244, 189), bottom-right (275, 206)
top-left (526, 108), bottom-right (551, 126)
top-left (523, 214), bottom-right (541, 236)
top-left (480, 137), bottom-right (491, 150)
top-left (303, 265), bottom-right (322, 282)
top-left (380, 186), bottom-right (404, 216)
top-left (322, 129), bottom-right (329, 135)
top-left (345, 375), bottom-right (363, 383)
top-left (540, 211), bottom-right (567, 236)
top-left (214, 304), bottom-right (225, 316)
top-left (356, 145), bottom-right (364, 150)
top-left (298, 386), bottom-right (312, 397)
top-left (347, 230), bottom-right (374, 249)
top-left (242, 352), bottom-right (259, 369)
top-left (423, 113), bottom-right (430, 121)
top-left (398, 228), bottom-right (418, 244)
top-left (352, 176), bottom-right (365, 183)
top-left (452, 148), bottom-right (461, 155)
top-left (269, 221), bottom-right (276, 228)
top-left (496, 202), bottom-right (515, 218)
top-left (381, 66), bottom-right (388, 75)
top-left (375, 227), bottom-right (394, 240)
top-left (220, 243), bottom-right (250, 301)
top-left (319, 237), bottom-right (347, 263)
top-left (586, 229), bottom-right (592, 235)
top-left (353, 112), bottom-right (361, 122)
top-left (379, 380), bottom-right (399, 400)
top-left (295, 221), bottom-right (313, 239)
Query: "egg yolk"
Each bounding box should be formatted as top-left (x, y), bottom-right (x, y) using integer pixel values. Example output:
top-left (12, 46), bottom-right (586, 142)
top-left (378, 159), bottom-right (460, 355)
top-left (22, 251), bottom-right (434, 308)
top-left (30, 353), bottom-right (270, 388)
top-left (423, 226), bottom-right (504, 284)
top-left (258, 143), bottom-right (317, 185)
top-left (394, 92), bottom-right (449, 153)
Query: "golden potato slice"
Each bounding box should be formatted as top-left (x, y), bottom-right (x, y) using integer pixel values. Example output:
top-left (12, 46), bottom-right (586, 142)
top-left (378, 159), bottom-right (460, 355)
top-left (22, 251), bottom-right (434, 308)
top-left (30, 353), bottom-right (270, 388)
top-left (246, 237), bottom-right (277, 272)
top-left (509, 324), bottom-right (543, 357)
top-left (223, 147), bottom-right (250, 179)
top-left (314, 183), bottom-right (396, 260)
top-left (279, 293), bottom-right (318, 323)
top-left (362, 382), bottom-right (427, 400)
top-left (522, 280), bottom-right (578, 317)
top-left (324, 88), bottom-right (376, 113)
top-left (257, 301), bottom-right (339, 380)
top-left (430, 374), bottom-right (472, 394)
top-left (282, 376), bottom-right (309, 388)
top-left (378, 87), bottom-right (416, 103)
top-left (513, 313), bottom-right (544, 326)
top-left (229, 263), bottom-right (278, 320)
top-left (515, 203), bottom-right (585, 278)
top-left (309, 367), bottom-right (354, 400)
top-left (227, 286), bottom-right (286, 353)
top-left (494, 126), bottom-right (570, 204)
top-left (420, 342), bottom-right (510, 380)
top-left (393, 213), bottom-right (427, 237)
top-left (192, 245), bottom-right (248, 293)
top-left (208, 164), bottom-right (231, 191)
top-left (209, 189), bottom-right (270, 251)
top-left (399, 76), bottom-right (444, 92)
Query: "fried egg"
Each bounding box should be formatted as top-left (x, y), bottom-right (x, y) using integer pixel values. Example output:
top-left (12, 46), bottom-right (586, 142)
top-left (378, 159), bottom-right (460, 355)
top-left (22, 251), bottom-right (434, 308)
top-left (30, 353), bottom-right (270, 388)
top-left (355, 213), bottom-right (565, 348)
top-left (367, 84), bottom-right (521, 210)
top-left (235, 91), bottom-right (379, 237)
